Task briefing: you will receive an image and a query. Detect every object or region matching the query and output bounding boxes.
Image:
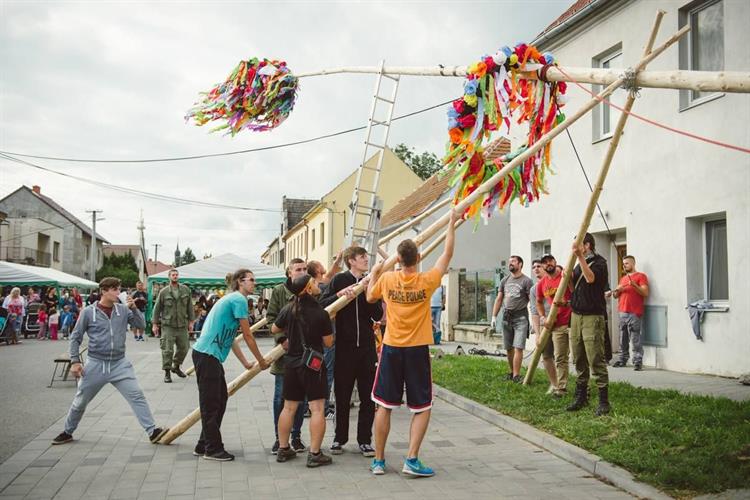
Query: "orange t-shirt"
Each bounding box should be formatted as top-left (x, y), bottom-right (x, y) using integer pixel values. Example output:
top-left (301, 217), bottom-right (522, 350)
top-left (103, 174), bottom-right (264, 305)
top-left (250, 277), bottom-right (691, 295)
top-left (370, 268), bottom-right (442, 347)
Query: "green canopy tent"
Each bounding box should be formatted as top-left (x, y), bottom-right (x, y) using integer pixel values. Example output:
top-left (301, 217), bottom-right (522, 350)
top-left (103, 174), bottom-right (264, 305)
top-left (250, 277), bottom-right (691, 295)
top-left (0, 261), bottom-right (99, 290)
top-left (145, 253), bottom-right (286, 323)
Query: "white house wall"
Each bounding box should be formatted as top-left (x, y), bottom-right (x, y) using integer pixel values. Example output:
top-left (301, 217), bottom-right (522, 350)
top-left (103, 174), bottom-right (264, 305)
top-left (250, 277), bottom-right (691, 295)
top-left (509, 0), bottom-right (750, 376)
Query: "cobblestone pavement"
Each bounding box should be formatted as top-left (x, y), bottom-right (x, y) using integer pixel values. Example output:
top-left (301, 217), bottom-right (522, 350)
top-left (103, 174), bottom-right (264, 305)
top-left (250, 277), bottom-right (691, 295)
top-left (0, 337), bottom-right (633, 499)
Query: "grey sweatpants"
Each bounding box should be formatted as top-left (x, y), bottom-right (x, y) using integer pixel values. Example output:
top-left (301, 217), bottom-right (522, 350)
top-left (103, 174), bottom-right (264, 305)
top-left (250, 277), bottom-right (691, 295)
top-left (63, 357), bottom-right (156, 436)
top-left (618, 312), bottom-right (643, 364)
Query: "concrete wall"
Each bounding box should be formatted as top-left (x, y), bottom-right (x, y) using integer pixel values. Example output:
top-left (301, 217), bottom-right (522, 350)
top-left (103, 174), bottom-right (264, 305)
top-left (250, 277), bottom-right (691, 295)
top-left (0, 188), bottom-right (105, 279)
top-left (509, 0), bottom-right (750, 376)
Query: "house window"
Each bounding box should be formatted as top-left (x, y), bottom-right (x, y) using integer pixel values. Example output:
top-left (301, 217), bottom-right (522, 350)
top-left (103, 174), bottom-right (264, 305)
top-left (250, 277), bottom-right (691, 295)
top-left (531, 239), bottom-right (552, 260)
top-left (705, 218), bottom-right (728, 301)
top-left (53, 242), bottom-right (60, 262)
top-left (311, 229), bottom-right (316, 250)
top-left (679, 0), bottom-right (724, 107)
top-left (320, 223), bottom-right (325, 245)
top-left (685, 212), bottom-right (728, 304)
top-left (592, 45), bottom-right (624, 142)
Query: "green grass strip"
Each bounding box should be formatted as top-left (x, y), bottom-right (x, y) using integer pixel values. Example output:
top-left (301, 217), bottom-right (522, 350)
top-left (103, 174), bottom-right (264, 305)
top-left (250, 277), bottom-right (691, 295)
top-left (432, 355), bottom-right (750, 497)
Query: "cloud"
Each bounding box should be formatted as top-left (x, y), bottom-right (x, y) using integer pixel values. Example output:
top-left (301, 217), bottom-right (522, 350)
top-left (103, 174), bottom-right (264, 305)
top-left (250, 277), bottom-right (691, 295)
top-left (0, 0), bottom-right (571, 261)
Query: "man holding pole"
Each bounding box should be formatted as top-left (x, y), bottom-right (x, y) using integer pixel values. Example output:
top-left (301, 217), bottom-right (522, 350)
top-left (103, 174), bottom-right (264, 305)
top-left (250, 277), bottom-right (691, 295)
top-left (536, 255), bottom-right (572, 398)
top-left (567, 233), bottom-right (611, 416)
top-left (152, 269), bottom-right (194, 383)
top-left (267, 258), bottom-right (308, 455)
top-left (366, 209), bottom-right (458, 477)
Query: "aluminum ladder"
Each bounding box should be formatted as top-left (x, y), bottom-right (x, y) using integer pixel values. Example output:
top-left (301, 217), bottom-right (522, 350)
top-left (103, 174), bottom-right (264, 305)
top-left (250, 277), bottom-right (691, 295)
top-left (344, 60), bottom-right (400, 265)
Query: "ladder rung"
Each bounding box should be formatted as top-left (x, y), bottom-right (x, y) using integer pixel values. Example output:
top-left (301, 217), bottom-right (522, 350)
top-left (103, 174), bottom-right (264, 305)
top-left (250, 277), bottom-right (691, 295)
top-left (356, 210), bottom-right (374, 217)
top-left (356, 188), bottom-right (377, 194)
top-left (369, 119), bottom-right (388, 126)
top-left (361, 165), bottom-right (381, 171)
top-left (382, 73), bottom-right (400, 82)
top-left (374, 96), bottom-right (395, 104)
top-left (353, 228), bottom-right (376, 234)
top-left (365, 141), bottom-right (385, 149)
top-left (356, 204), bottom-right (380, 211)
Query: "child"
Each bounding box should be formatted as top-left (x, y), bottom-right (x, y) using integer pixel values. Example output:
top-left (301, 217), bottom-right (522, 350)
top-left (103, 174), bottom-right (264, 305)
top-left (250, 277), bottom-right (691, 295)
top-left (48, 307), bottom-right (60, 340)
top-left (37, 305), bottom-right (48, 340)
top-left (60, 305), bottom-right (74, 339)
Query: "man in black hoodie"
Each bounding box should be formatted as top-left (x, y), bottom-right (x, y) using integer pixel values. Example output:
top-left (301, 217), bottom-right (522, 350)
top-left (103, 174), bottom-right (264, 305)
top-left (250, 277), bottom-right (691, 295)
top-left (320, 246), bottom-right (382, 457)
top-left (567, 233), bottom-right (611, 416)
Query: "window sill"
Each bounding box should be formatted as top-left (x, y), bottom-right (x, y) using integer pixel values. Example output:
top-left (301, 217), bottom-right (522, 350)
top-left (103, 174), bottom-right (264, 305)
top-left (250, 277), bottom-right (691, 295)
top-left (679, 92), bottom-right (725, 113)
top-left (704, 303), bottom-right (729, 312)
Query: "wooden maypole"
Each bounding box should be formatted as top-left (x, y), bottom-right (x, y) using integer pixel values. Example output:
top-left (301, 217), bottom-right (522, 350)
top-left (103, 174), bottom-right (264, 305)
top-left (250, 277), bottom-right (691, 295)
top-left (159, 18), bottom-right (688, 444)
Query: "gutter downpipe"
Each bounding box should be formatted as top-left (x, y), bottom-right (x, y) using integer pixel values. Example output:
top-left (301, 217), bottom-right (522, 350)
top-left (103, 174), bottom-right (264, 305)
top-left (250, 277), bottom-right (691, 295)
top-left (532, 0), bottom-right (609, 49)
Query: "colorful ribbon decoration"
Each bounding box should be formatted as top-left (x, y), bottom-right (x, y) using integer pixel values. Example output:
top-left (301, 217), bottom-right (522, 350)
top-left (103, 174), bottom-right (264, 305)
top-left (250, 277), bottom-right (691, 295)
top-left (186, 58), bottom-right (298, 135)
top-left (444, 43), bottom-right (568, 220)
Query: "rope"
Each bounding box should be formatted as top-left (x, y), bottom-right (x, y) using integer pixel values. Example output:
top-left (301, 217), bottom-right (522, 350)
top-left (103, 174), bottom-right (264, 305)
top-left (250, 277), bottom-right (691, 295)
top-left (555, 65), bottom-right (750, 155)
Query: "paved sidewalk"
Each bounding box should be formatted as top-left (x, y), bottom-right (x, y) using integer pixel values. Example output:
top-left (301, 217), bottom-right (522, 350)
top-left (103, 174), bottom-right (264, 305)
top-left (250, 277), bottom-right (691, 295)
top-left (439, 341), bottom-right (750, 402)
top-left (0, 337), bottom-right (633, 499)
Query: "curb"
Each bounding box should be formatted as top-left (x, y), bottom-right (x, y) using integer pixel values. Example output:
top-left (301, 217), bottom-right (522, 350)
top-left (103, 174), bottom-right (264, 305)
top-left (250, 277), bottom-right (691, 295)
top-left (433, 385), bottom-right (672, 500)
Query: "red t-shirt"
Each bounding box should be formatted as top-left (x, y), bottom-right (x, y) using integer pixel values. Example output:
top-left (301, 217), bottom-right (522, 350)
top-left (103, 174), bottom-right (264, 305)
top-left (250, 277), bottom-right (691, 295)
top-left (536, 273), bottom-right (572, 328)
top-left (617, 272), bottom-right (649, 316)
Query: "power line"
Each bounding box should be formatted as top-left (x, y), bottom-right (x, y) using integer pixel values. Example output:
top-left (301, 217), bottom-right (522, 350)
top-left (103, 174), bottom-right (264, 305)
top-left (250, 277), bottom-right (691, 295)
top-left (0, 99), bottom-right (453, 164)
top-left (0, 152), bottom-right (344, 213)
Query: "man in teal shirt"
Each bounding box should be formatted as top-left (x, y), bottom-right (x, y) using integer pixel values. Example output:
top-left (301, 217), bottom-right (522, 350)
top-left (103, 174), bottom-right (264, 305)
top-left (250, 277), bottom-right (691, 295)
top-left (192, 268), bottom-right (270, 461)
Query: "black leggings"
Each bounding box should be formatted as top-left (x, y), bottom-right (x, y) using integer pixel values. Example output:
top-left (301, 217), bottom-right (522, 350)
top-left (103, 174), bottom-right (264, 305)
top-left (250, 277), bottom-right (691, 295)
top-left (193, 350), bottom-right (228, 454)
top-left (334, 347), bottom-right (376, 445)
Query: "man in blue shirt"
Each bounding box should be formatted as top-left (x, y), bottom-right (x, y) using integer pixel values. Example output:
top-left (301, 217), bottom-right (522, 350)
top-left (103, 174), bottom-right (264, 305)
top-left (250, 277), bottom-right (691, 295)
top-left (191, 269), bottom-right (270, 461)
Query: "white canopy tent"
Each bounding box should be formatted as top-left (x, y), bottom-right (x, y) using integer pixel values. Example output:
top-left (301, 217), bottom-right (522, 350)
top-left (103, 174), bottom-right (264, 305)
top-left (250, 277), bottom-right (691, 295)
top-left (0, 261), bottom-right (99, 289)
top-left (147, 253), bottom-right (286, 288)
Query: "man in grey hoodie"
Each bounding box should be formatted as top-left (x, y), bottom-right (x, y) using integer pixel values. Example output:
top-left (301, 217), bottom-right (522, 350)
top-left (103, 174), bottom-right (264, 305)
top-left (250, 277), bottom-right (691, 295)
top-left (51, 277), bottom-right (168, 445)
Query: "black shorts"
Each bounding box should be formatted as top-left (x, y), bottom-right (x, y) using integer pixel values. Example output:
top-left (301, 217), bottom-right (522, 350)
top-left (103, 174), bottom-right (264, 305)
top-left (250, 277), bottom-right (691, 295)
top-left (371, 344), bottom-right (432, 413)
top-left (283, 364), bottom-right (328, 402)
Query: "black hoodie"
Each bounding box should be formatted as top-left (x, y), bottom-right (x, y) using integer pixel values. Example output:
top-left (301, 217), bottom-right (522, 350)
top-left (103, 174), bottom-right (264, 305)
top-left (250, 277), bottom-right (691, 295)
top-left (320, 270), bottom-right (382, 350)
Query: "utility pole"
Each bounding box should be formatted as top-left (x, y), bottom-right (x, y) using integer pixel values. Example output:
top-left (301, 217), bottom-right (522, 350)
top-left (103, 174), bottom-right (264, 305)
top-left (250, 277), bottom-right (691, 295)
top-left (85, 210), bottom-right (104, 280)
top-left (153, 243), bottom-right (162, 264)
top-left (138, 210), bottom-right (147, 278)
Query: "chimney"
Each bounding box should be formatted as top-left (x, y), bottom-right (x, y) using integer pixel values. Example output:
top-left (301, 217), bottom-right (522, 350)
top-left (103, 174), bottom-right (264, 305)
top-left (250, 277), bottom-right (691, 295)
top-left (32, 185), bottom-right (41, 195)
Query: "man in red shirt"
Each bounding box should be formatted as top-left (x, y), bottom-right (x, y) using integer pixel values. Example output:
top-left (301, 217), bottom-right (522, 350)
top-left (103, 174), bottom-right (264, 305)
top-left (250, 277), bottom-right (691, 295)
top-left (610, 255), bottom-right (649, 371)
top-left (536, 255), bottom-right (572, 397)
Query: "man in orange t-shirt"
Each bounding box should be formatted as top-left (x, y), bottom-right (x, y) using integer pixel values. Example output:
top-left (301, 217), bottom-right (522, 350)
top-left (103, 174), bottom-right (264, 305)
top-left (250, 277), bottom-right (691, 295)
top-left (366, 209), bottom-right (458, 478)
top-left (609, 255), bottom-right (649, 371)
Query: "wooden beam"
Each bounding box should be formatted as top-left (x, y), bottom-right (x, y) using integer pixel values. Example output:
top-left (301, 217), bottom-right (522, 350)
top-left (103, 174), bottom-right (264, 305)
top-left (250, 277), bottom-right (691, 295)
top-left (297, 67), bottom-right (749, 94)
top-left (523, 10), bottom-right (670, 386)
top-left (378, 198), bottom-right (451, 246)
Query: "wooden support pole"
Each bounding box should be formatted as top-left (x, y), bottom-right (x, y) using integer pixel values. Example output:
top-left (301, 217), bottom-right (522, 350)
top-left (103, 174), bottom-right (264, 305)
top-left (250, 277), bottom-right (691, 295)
top-left (420, 217), bottom-right (465, 258)
top-left (378, 198), bottom-right (451, 246)
top-left (160, 212), bottom-right (458, 445)
top-left (297, 66), bottom-right (749, 94)
top-left (523, 10), bottom-right (671, 386)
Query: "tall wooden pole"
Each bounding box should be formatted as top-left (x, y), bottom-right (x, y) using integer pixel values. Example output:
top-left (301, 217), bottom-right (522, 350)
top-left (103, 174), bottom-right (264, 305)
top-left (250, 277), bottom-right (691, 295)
top-left (297, 66), bottom-right (749, 94)
top-left (162, 20), bottom-right (688, 444)
top-left (524, 10), bottom-right (673, 386)
top-left (378, 198), bottom-right (451, 246)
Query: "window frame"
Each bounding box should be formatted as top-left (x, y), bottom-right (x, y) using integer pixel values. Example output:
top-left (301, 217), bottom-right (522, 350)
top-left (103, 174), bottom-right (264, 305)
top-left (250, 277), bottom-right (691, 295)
top-left (702, 216), bottom-right (729, 303)
top-left (592, 44), bottom-right (623, 143)
top-left (678, 0), bottom-right (725, 110)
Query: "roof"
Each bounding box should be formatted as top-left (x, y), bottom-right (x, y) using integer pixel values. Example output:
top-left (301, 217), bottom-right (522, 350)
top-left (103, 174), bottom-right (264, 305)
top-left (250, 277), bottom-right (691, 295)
top-left (283, 197), bottom-right (318, 231)
top-left (146, 259), bottom-right (171, 276)
top-left (0, 186), bottom-right (109, 243)
top-left (534, 0), bottom-right (614, 45)
top-left (0, 261), bottom-right (99, 288)
top-left (381, 138), bottom-right (511, 228)
top-left (147, 253), bottom-right (286, 287)
top-left (103, 245), bottom-right (141, 257)
top-left (538, 0), bottom-right (594, 37)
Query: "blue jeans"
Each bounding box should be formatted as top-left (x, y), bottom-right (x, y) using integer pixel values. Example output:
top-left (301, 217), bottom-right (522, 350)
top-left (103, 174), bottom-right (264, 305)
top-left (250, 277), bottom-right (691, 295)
top-left (273, 373), bottom-right (304, 440)
top-left (324, 345), bottom-right (335, 412)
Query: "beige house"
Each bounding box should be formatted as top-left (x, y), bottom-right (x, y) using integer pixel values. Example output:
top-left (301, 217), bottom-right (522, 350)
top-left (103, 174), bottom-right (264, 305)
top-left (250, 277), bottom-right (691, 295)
top-left (281, 148), bottom-right (423, 267)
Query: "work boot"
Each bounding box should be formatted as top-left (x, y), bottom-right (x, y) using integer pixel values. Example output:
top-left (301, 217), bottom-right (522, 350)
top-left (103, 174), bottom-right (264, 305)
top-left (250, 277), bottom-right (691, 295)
top-left (595, 386), bottom-right (611, 416)
top-left (164, 370), bottom-right (172, 383)
top-left (172, 366), bottom-right (187, 378)
top-left (566, 381), bottom-right (589, 412)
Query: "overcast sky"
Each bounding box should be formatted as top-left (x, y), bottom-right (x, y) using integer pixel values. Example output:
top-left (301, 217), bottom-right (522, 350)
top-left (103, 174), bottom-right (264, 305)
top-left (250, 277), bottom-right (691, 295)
top-left (0, 0), bottom-right (571, 262)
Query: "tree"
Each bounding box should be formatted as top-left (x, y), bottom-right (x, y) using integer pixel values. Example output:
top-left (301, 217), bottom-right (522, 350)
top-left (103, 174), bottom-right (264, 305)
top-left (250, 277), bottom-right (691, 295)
top-left (96, 251), bottom-right (139, 287)
top-left (203, 253), bottom-right (213, 260)
top-left (182, 247), bottom-right (197, 265)
top-left (394, 143), bottom-right (442, 180)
